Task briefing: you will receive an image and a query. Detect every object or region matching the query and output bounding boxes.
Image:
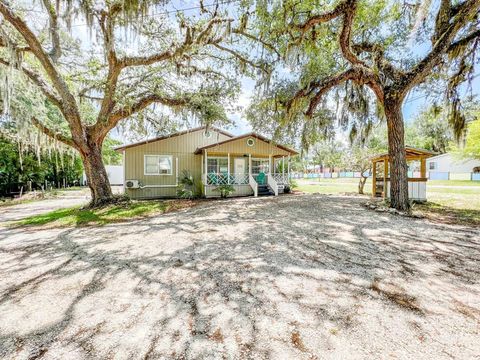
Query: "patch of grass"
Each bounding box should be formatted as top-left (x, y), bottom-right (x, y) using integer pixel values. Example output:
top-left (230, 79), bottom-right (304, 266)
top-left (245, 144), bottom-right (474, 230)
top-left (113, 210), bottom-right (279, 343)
top-left (413, 202), bottom-right (480, 226)
top-left (11, 200), bottom-right (196, 228)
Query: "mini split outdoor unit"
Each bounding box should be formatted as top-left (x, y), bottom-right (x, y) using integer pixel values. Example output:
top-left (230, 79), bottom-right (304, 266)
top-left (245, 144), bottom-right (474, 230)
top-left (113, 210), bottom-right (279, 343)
top-left (125, 180), bottom-right (140, 189)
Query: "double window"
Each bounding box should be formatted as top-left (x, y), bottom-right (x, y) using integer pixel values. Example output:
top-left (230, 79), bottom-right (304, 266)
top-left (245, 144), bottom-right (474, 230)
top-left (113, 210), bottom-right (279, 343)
top-left (144, 155), bottom-right (173, 175)
top-left (207, 158), bottom-right (228, 174)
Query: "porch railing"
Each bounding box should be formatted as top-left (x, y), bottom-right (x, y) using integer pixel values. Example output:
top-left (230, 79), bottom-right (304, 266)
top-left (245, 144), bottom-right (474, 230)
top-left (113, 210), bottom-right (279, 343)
top-left (267, 174), bottom-right (278, 196)
top-left (206, 173), bottom-right (249, 185)
top-left (272, 173), bottom-right (289, 185)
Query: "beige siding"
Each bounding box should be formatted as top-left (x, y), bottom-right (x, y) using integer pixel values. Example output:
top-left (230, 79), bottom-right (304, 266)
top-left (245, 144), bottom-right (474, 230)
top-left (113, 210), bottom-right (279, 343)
top-left (124, 129), bottom-right (230, 199)
top-left (204, 136), bottom-right (291, 157)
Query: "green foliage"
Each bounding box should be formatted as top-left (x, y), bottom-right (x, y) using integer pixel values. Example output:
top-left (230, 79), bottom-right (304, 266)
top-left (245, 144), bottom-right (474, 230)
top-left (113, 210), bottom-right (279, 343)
top-left (102, 137), bottom-right (123, 165)
top-left (450, 118), bottom-right (480, 160)
top-left (176, 170), bottom-right (202, 199)
top-left (213, 184), bottom-right (235, 198)
top-left (405, 105), bottom-right (452, 153)
top-left (312, 140), bottom-right (346, 170)
top-left (0, 135), bottom-right (83, 196)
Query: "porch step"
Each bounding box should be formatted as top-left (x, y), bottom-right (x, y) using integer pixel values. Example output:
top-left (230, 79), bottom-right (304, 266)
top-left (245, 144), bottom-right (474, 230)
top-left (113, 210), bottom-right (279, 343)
top-left (257, 184), bottom-right (274, 196)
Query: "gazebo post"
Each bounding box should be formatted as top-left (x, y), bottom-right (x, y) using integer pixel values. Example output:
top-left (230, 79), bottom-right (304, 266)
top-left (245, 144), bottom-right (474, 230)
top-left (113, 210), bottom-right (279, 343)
top-left (383, 159), bottom-right (388, 199)
top-left (420, 157), bottom-right (426, 178)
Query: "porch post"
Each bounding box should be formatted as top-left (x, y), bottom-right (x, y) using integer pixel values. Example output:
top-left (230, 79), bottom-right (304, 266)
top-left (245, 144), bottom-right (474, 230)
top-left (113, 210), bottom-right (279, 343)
top-left (282, 156), bottom-right (285, 182)
top-left (372, 160), bottom-right (377, 198)
top-left (227, 153), bottom-right (230, 184)
top-left (204, 150), bottom-right (208, 185)
top-left (248, 154), bottom-right (252, 176)
top-left (269, 155), bottom-right (272, 175)
top-left (287, 155), bottom-right (290, 182)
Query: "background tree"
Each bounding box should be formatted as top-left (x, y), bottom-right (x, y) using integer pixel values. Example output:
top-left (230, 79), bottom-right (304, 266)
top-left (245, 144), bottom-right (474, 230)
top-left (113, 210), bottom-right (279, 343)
top-left (346, 129), bottom-right (387, 194)
top-left (312, 140), bottom-right (346, 171)
top-left (450, 119), bottom-right (480, 160)
top-left (250, 0), bottom-right (480, 211)
top-left (0, 0), bottom-right (267, 206)
top-left (405, 105), bottom-right (453, 153)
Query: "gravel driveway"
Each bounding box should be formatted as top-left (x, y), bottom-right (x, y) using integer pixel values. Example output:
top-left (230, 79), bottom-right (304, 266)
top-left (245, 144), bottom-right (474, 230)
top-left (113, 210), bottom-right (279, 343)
top-left (0, 194), bottom-right (479, 359)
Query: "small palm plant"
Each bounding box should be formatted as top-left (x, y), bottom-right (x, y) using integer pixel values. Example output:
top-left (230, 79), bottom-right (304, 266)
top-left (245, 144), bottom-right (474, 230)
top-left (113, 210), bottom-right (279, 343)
top-left (176, 170), bottom-right (200, 199)
top-left (213, 184), bottom-right (235, 198)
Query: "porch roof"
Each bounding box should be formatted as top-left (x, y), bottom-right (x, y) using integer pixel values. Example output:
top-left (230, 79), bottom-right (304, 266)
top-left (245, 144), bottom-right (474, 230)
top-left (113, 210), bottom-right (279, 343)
top-left (194, 132), bottom-right (299, 156)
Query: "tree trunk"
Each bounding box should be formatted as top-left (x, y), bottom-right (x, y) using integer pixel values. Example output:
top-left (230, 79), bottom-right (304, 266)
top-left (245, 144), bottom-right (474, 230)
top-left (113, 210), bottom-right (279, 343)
top-left (80, 142), bottom-right (113, 207)
top-left (358, 175), bottom-right (367, 194)
top-left (384, 99), bottom-right (409, 211)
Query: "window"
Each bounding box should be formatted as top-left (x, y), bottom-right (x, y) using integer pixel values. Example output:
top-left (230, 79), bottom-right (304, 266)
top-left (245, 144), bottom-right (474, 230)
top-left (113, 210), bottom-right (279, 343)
top-left (246, 138), bottom-right (255, 146)
top-left (429, 162), bottom-right (436, 170)
top-left (252, 159), bottom-right (269, 174)
top-left (144, 155), bottom-right (173, 175)
top-left (207, 158), bottom-right (228, 174)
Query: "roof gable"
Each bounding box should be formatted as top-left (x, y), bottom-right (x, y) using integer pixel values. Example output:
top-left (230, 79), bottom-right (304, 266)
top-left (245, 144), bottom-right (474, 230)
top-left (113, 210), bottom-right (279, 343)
top-left (194, 132), bottom-right (298, 156)
top-left (114, 126), bottom-right (234, 151)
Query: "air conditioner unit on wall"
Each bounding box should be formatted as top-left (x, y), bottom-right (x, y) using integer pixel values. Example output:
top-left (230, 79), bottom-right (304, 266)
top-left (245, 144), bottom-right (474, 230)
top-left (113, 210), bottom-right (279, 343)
top-left (125, 180), bottom-right (140, 189)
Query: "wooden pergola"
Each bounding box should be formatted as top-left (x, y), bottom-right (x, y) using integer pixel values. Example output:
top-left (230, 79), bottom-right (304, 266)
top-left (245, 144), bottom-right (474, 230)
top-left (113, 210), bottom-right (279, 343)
top-left (371, 147), bottom-right (436, 199)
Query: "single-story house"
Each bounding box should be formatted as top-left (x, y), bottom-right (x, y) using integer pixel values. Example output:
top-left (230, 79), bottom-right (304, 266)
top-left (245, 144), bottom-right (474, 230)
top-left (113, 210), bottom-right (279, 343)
top-left (114, 126), bottom-right (298, 199)
top-left (426, 153), bottom-right (480, 175)
top-left (82, 165), bottom-right (124, 186)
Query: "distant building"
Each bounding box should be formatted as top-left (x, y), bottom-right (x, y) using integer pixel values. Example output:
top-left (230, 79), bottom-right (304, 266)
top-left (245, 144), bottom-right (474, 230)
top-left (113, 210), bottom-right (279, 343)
top-left (426, 153), bottom-right (480, 180)
top-left (426, 153), bottom-right (480, 173)
top-left (82, 165), bottom-right (124, 186)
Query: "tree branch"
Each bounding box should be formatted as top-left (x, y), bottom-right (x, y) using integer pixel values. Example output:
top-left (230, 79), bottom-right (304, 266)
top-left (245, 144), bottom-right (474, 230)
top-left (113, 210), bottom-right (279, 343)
top-left (0, 57), bottom-right (62, 108)
top-left (0, 1), bottom-right (82, 135)
top-left (448, 29), bottom-right (480, 55)
top-left (213, 43), bottom-right (269, 72)
top-left (93, 94), bottom-right (190, 141)
top-left (42, 0), bottom-right (62, 62)
top-left (338, 0), bottom-right (364, 66)
top-left (403, 0), bottom-right (480, 92)
top-left (31, 116), bottom-right (76, 148)
top-left (293, 0), bottom-right (351, 32)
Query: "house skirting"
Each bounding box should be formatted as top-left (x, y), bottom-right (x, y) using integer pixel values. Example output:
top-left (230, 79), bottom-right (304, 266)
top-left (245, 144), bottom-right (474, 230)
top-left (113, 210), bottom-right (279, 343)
top-left (205, 185), bottom-right (253, 198)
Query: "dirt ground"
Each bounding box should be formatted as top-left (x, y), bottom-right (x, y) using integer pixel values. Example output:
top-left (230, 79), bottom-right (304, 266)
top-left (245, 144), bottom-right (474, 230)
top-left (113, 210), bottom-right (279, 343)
top-left (0, 194), bottom-right (479, 359)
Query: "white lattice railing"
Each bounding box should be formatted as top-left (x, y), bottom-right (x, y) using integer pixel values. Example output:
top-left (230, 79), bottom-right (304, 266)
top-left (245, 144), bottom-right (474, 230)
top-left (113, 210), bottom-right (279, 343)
top-left (206, 173), bottom-right (249, 185)
top-left (272, 173), bottom-right (288, 185)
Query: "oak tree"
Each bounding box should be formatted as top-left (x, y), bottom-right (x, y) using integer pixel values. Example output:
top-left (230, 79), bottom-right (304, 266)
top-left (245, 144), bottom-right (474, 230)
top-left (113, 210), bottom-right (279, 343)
top-left (0, 0), bottom-right (266, 206)
top-left (250, 0), bottom-right (480, 210)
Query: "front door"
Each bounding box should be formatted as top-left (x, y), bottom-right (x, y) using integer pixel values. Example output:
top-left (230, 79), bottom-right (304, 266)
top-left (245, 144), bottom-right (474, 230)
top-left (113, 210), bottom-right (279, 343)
top-left (234, 158), bottom-right (247, 184)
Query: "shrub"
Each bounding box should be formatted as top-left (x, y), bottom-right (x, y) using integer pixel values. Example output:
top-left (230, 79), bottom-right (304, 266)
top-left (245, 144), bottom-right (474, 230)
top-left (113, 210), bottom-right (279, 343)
top-left (213, 184), bottom-right (235, 198)
top-left (176, 170), bottom-right (201, 199)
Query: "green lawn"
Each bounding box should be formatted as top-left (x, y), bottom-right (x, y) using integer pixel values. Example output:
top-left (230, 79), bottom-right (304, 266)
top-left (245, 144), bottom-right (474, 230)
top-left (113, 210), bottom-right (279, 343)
top-left (295, 178), bottom-right (480, 225)
top-left (11, 200), bottom-right (196, 228)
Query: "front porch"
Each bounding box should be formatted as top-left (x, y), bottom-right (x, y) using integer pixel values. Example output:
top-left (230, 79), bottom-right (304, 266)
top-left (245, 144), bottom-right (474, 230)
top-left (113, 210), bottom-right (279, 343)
top-left (201, 151), bottom-right (291, 198)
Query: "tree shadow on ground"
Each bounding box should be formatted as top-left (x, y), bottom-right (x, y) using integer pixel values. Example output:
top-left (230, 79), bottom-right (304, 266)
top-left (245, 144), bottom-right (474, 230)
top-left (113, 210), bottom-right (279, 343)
top-left (0, 194), bottom-right (479, 359)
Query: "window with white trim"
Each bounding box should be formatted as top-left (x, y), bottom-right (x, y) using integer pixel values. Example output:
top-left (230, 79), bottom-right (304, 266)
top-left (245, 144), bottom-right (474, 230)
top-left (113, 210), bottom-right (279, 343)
top-left (144, 155), bottom-right (173, 175)
top-left (429, 161), bottom-right (436, 170)
top-left (252, 159), bottom-right (269, 174)
top-left (207, 158), bottom-right (228, 174)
